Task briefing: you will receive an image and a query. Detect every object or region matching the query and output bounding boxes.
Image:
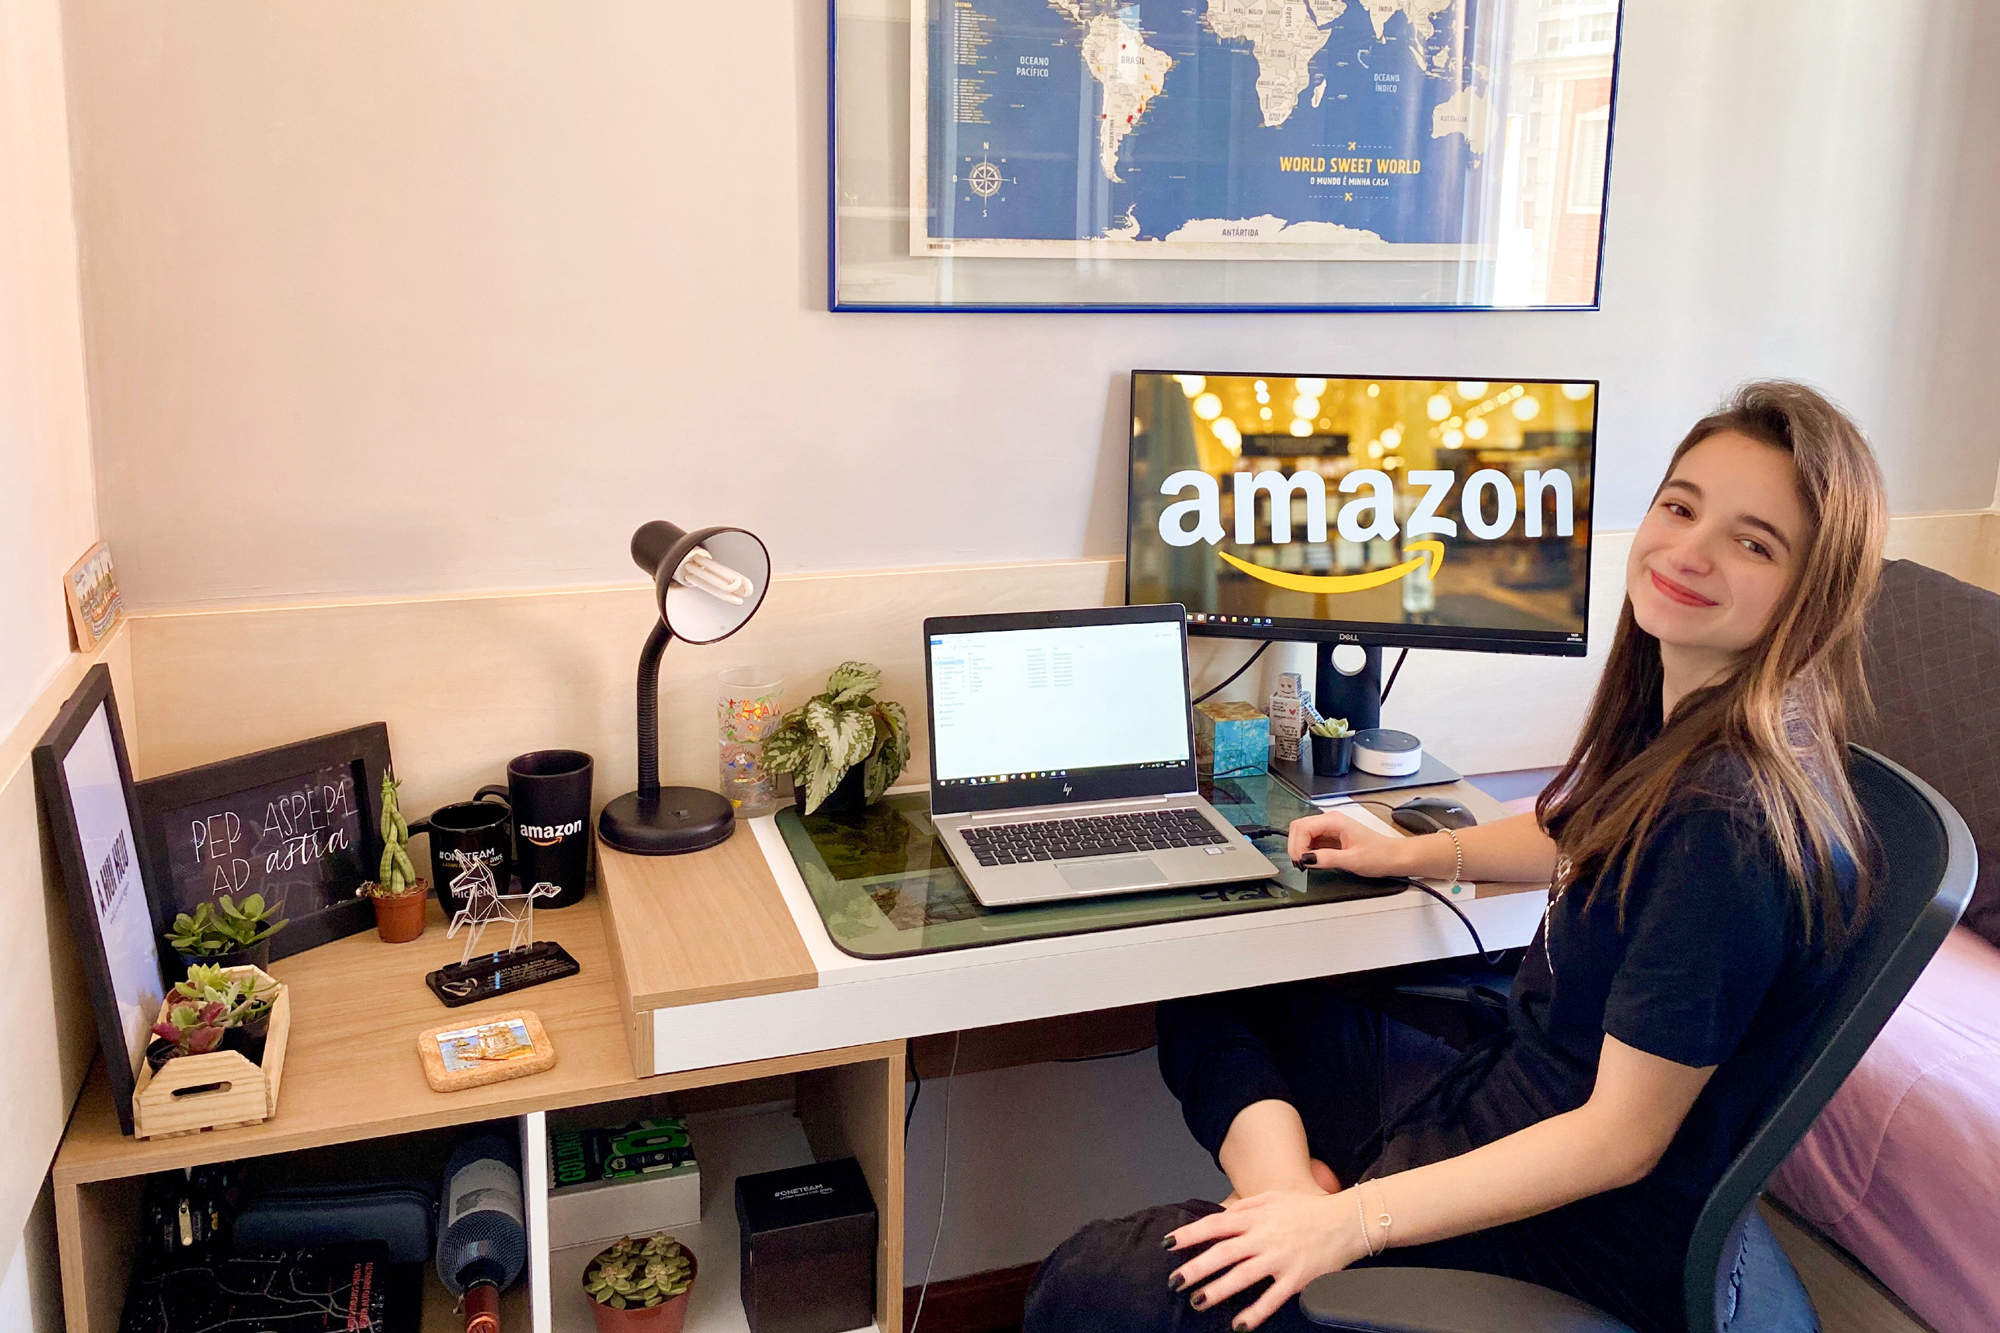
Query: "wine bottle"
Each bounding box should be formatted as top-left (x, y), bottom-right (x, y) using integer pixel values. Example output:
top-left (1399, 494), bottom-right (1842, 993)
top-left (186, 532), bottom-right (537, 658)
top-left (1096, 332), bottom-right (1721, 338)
top-left (437, 1132), bottom-right (527, 1332)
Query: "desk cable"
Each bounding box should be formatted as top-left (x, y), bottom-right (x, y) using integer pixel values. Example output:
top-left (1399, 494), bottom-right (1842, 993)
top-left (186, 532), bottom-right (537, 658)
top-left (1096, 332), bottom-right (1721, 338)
top-left (1192, 642), bottom-right (1270, 705)
top-left (908, 1030), bottom-right (962, 1333)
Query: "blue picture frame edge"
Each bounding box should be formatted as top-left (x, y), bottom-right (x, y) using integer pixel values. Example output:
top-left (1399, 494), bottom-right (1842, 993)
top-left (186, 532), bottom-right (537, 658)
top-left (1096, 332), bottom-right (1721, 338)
top-left (30, 663), bottom-right (161, 1138)
top-left (825, 0), bottom-right (1626, 313)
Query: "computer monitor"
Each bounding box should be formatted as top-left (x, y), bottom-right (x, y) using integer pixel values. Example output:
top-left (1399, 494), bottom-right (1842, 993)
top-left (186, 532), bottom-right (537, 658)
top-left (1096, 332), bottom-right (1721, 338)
top-left (1129, 370), bottom-right (1596, 656)
top-left (1127, 370), bottom-right (1597, 764)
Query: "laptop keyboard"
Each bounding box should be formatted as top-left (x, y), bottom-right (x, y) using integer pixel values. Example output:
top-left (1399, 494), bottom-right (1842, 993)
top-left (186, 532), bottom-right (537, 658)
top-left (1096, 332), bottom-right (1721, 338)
top-left (959, 807), bottom-right (1228, 866)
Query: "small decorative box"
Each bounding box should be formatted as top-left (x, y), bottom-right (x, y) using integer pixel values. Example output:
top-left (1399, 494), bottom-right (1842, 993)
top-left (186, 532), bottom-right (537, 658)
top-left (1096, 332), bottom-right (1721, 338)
top-left (1195, 701), bottom-right (1270, 778)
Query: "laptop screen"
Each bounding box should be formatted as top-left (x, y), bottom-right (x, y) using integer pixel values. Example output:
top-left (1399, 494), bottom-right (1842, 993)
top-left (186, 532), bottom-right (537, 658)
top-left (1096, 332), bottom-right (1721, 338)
top-left (927, 616), bottom-right (1193, 802)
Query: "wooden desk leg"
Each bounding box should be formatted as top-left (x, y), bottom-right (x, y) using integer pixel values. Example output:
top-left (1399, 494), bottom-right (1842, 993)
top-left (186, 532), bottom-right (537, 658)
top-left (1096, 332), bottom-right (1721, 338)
top-left (56, 1176), bottom-right (145, 1333)
top-left (798, 1052), bottom-right (906, 1333)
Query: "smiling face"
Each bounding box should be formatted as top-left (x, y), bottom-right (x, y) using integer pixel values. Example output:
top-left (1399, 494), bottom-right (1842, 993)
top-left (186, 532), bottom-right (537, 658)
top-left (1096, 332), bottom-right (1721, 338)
top-left (1627, 431), bottom-right (1812, 676)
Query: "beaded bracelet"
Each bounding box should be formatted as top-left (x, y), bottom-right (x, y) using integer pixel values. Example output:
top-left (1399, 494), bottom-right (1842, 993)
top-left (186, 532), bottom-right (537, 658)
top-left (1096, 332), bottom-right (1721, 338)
top-left (1440, 827), bottom-right (1464, 887)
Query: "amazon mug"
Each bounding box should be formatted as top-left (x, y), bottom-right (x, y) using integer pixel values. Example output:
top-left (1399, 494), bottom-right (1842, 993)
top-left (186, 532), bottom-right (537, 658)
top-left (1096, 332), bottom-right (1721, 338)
top-left (412, 788), bottom-right (511, 915)
top-left (505, 749), bottom-right (593, 909)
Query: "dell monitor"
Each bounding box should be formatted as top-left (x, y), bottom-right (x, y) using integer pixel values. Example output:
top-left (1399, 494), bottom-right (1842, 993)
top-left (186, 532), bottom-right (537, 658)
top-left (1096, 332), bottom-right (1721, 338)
top-left (1128, 370), bottom-right (1597, 780)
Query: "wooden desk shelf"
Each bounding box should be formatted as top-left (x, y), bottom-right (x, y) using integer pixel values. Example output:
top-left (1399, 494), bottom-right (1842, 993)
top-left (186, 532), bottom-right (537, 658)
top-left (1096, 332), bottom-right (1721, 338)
top-left (52, 890), bottom-right (904, 1333)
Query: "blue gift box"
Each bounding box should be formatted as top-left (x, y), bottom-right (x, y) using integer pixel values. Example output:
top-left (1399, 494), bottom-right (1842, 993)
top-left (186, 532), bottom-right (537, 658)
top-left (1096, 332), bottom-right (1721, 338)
top-left (1195, 701), bottom-right (1270, 778)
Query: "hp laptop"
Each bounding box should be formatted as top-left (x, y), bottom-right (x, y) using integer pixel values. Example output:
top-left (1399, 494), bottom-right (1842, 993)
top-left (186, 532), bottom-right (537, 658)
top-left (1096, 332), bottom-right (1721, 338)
top-left (923, 604), bottom-right (1280, 907)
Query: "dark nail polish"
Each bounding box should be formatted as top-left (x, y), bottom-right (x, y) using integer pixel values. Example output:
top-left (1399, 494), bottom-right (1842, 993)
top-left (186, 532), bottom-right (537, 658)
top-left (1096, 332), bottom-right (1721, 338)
top-left (1167, 1273), bottom-right (1185, 1292)
top-left (1234, 1322), bottom-right (1249, 1332)
top-left (1190, 1293), bottom-right (1206, 1311)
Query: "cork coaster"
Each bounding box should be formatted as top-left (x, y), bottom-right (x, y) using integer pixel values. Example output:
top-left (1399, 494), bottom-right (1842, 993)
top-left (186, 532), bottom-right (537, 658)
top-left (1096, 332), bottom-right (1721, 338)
top-left (417, 1009), bottom-right (557, 1092)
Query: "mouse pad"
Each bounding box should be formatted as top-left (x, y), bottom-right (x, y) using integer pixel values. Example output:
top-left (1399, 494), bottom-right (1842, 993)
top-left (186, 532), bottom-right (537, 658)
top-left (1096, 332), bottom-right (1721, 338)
top-left (774, 775), bottom-right (1407, 960)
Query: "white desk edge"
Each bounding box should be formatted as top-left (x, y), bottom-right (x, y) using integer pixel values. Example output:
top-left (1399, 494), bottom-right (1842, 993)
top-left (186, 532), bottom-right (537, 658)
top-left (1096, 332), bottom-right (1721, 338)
top-left (641, 799), bottom-right (1549, 1076)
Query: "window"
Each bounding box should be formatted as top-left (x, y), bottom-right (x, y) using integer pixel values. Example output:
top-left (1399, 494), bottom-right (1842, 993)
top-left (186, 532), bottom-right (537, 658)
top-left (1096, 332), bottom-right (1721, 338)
top-left (1537, 20), bottom-right (1563, 52)
top-left (1582, 12), bottom-right (1615, 42)
top-left (1521, 156), bottom-right (1539, 187)
top-left (1568, 109), bottom-right (1610, 213)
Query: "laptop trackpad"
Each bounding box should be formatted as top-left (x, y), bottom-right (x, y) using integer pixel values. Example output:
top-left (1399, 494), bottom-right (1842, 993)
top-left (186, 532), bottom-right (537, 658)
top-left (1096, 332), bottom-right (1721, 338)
top-left (1058, 857), bottom-right (1169, 893)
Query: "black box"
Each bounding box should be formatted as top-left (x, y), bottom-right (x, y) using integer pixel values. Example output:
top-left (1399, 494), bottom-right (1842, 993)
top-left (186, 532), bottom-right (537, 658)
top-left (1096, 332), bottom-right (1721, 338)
top-left (734, 1158), bottom-right (876, 1333)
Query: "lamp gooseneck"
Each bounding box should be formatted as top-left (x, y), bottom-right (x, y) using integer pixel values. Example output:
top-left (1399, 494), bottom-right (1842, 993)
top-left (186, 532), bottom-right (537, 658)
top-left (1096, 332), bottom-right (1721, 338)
top-left (634, 620), bottom-right (673, 798)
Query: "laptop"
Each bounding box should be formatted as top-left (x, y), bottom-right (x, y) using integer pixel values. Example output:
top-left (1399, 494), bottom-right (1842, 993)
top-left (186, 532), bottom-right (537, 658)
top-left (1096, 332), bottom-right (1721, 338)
top-left (923, 604), bottom-right (1281, 907)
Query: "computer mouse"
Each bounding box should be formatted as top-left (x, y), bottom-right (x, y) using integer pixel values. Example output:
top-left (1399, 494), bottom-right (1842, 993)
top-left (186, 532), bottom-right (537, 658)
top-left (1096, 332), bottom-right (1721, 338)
top-left (1392, 796), bottom-right (1478, 835)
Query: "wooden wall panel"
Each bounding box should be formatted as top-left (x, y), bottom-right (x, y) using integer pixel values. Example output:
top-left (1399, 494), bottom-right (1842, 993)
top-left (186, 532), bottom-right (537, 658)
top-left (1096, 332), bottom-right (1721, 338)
top-left (125, 520), bottom-right (2000, 821)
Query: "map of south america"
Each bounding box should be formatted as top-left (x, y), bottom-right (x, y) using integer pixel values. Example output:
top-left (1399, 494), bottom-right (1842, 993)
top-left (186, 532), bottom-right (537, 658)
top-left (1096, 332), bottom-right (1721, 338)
top-left (1065, 6), bottom-right (1175, 181)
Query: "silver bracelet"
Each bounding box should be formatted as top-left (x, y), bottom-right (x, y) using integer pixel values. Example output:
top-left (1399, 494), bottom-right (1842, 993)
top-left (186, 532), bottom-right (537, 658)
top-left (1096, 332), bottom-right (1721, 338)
top-left (1355, 1187), bottom-right (1378, 1258)
top-left (1372, 1180), bottom-right (1394, 1252)
top-left (1440, 828), bottom-right (1463, 886)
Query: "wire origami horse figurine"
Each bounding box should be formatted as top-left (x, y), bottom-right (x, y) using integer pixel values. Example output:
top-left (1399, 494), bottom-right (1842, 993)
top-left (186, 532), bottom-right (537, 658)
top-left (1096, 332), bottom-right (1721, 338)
top-left (443, 853), bottom-right (562, 965)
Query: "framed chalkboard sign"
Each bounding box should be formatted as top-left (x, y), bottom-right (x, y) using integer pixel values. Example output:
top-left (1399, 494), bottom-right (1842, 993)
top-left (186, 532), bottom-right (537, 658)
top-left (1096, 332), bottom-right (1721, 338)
top-left (135, 724), bottom-right (393, 963)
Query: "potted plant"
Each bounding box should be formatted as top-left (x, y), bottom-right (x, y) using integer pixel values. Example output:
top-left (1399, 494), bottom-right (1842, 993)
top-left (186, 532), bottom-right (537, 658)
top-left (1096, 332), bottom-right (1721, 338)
top-left (582, 1234), bottom-right (697, 1333)
top-left (356, 774), bottom-right (430, 942)
top-left (1309, 716), bottom-right (1355, 776)
top-left (146, 963), bottom-right (280, 1072)
top-left (761, 662), bottom-right (910, 816)
top-left (167, 893), bottom-right (287, 970)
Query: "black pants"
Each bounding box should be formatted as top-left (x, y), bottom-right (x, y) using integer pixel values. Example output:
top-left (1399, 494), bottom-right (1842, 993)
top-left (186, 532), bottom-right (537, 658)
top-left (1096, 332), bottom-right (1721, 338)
top-left (1022, 981), bottom-right (1676, 1333)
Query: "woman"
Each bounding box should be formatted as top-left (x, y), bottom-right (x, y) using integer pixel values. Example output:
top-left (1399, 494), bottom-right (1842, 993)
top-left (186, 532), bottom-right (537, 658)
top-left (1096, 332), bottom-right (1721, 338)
top-left (1023, 381), bottom-right (1888, 1333)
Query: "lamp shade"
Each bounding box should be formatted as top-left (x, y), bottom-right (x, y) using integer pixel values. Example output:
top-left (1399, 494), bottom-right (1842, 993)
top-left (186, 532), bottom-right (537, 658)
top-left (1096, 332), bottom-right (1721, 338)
top-left (630, 521), bottom-right (771, 644)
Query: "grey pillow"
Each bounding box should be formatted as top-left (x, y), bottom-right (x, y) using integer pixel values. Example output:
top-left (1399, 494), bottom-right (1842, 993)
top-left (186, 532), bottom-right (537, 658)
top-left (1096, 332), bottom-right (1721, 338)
top-left (1859, 559), bottom-right (2000, 947)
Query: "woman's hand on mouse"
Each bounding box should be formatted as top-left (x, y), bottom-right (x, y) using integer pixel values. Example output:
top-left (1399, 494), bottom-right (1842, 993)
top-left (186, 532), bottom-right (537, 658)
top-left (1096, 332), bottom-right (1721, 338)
top-left (1286, 809), bottom-right (1428, 879)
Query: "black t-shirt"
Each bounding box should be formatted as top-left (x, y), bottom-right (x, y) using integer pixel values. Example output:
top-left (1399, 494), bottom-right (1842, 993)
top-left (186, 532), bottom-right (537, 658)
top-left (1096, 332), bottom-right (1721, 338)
top-left (1414, 774), bottom-right (1852, 1331)
top-left (1492, 797), bottom-right (1847, 1203)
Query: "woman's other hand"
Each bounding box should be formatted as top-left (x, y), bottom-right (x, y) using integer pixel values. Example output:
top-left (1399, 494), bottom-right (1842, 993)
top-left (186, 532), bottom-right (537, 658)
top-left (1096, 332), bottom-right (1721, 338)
top-left (1163, 1189), bottom-right (1366, 1331)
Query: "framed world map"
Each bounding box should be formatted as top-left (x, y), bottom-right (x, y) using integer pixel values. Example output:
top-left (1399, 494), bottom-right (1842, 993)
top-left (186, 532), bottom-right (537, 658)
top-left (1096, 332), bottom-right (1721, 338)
top-left (830, 0), bottom-right (1623, 310)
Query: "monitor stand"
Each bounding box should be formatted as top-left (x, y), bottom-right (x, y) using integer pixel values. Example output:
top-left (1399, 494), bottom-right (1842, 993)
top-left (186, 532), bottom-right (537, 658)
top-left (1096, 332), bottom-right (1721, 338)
top-left (1270, 641), bottom-right (1462, 802)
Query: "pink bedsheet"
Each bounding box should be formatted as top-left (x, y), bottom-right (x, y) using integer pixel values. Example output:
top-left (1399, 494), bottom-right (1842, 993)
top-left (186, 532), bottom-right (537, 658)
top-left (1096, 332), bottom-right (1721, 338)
top-left (1771, 926), bottom-right (2000, 1333)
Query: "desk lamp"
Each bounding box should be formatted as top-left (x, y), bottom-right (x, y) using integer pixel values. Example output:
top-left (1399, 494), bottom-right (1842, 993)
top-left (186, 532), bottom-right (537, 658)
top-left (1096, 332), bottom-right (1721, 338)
top-left (598, 520), bottom-right (771, 855)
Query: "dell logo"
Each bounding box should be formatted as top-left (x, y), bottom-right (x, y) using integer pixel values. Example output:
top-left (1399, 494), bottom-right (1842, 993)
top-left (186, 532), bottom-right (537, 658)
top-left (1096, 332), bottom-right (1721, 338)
top-left (1338, 632), bottom-right (1360, 643)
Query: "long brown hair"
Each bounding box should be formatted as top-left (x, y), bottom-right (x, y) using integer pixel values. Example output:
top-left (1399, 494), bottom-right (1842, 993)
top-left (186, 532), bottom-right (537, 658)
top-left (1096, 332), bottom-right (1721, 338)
top-left (1535, 381), bottom-right (1888, 946)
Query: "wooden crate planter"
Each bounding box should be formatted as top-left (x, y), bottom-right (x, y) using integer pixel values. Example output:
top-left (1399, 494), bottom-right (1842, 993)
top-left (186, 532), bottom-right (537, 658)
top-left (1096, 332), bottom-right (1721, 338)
top-left (132, 966), bottom-right (291, 1140)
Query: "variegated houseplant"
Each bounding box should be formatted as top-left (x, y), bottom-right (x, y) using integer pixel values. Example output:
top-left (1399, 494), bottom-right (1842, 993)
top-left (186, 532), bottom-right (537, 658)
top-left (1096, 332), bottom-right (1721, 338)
top-left (761, 662), bottom-right (910, 814)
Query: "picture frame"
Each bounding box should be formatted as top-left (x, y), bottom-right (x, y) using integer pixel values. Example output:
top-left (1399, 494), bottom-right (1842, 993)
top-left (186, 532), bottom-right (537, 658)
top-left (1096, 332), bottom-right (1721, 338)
top-left (134, 724), bottom-right (394, 964)
top-left (830, 0), bottom-right (1623, 312)
top-left (32, 665), bottom-right (166, 1136)
top-left (64, 541), bottom-right (125, 652)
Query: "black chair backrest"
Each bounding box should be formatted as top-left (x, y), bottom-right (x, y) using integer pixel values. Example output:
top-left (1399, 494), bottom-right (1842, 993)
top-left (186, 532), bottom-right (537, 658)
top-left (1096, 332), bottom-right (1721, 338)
top-left (1682, 746), bottom-right (1976, 1332)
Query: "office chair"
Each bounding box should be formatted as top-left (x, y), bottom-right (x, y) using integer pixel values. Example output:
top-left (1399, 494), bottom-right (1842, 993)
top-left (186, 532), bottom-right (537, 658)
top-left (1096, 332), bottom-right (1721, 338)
top-left (1299, 747), bottom-right (1976, 1333)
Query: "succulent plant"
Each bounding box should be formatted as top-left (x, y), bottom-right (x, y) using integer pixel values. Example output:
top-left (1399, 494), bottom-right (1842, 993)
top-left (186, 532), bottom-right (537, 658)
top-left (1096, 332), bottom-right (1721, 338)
top-left (582, 1234), bottom-right (694, 1310)
top-left (761, 662), bottom-right (910, 814)
top-left (359, 774), bottom-right (425, 898)
top-left (168, 893), bottom-right (288, 956)
top-left (1308, 716), bottom-right (1353, 739)
top-left (151, 1000), bottom-right (228, 1060)
top-left (172, 963), bottom-right (277, 1026)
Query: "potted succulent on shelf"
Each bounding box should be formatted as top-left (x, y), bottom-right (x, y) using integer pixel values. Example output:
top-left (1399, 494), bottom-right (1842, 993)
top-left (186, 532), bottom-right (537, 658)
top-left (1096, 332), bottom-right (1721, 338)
top-left (1308, 716), bottom-right (1355, 777)
top-left (356, 774), bottom-right (430, 942)
top-left (581, 1234), bottom-right (697, 1333)
top-left (761, 661), bottom-right (910, 817)
top-left (145, 963), bottom-right (280, 1072)
top-left (167, 893), bottom-right (287, 970)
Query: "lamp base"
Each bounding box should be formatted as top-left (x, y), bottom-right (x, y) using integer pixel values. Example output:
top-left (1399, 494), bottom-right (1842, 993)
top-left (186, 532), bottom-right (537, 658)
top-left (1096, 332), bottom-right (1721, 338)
top-left (597, 787), bottom-right (735, 856)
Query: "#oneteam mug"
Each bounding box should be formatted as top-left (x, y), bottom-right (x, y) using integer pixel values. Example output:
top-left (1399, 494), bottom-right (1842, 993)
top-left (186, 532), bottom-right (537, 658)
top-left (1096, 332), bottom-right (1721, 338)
top-left (506, 749), bottom-right (593, 908)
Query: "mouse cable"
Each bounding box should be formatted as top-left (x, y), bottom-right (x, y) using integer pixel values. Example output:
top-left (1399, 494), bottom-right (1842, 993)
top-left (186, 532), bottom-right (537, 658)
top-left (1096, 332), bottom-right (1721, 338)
top-left (1400, 879), bottom-right (1509, 965)
top-left (904, 1037), bottom-right (921, 1136)
top-left (1378, 648), bottom-right (1411, 705)
top-left (1193, 641), bottom-right (1271, 705)
top-left (908, 1030), bottom-right (962, 1333)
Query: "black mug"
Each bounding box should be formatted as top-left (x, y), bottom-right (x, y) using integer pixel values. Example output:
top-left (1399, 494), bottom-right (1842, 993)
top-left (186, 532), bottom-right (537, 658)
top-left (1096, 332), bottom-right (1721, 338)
top-left (412, 787), bottom-right (511, 915)
top-left (505, 750), bottom-right (593, 908)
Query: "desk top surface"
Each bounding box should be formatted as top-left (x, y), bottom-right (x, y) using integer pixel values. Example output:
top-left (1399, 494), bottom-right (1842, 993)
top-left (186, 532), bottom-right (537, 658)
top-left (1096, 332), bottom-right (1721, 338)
top-left (52, 891), bottom-right (878, 1186)
top-left (58, 775), bottom-right (1535, 1184)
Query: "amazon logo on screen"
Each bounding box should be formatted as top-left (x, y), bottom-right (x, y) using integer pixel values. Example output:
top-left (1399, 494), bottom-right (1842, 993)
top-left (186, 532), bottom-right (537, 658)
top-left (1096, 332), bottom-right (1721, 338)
top-left (1157, 467), bottom-right (1574, 594)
